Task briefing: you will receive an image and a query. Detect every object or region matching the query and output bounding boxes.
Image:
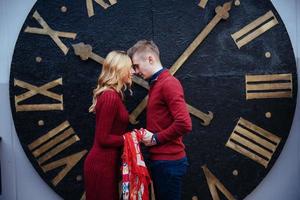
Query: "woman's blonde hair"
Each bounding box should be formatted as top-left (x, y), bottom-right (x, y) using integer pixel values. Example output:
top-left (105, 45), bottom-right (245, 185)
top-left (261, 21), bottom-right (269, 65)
top-left (89, 50), bottom-right (132, 113)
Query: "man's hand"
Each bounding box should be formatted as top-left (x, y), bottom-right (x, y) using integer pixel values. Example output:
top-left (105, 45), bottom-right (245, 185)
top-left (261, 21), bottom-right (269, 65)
top-left (140, 129), bottom-right (157, 146)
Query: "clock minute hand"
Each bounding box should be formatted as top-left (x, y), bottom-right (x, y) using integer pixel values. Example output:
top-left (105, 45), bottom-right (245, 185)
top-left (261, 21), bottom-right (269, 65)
top-left (128, 1), bottom-right (233, 125)
top-left (169, 1), bottom-right (232, 75)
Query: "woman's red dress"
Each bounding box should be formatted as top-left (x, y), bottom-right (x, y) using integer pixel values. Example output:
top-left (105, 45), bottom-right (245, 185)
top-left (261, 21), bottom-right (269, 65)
top-left (84, 90), bottom-right (129, 200)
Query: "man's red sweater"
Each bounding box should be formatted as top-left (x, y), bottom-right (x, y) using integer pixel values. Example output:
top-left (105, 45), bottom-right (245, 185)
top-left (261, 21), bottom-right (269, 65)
top-left (146, 70), bottom-right (192, 160)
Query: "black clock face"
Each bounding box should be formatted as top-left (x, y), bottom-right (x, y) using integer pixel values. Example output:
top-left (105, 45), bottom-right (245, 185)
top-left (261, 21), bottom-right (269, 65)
top-left (9, 0), bottom-right (297, 199)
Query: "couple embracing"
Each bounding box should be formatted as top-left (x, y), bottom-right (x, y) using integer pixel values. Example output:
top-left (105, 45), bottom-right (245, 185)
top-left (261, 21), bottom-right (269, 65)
top-left (84, 40), bottom-right (192, 200)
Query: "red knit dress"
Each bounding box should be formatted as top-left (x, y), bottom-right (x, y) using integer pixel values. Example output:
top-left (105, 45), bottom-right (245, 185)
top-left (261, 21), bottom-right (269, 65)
top-left (84, 90), bottom-right (129, 200)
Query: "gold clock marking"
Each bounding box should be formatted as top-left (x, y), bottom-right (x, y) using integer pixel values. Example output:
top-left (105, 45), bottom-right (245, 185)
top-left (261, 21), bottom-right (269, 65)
top-left (24, 11), bottom-right (77, 55)
top-left (150, 181), bottom-right (156, 200)
top-left (28, 121), bottom-right (87, 186)
top-left (14, 78), bottom-right (63, 112)
top-left (86, 0), bottom-right (117, 17)
top-left (72, 42), bottom-right (105, 64)
top-left (81, 192), bottom-right (86, 200)
top-left (35, 56), bottom-right (42, 63)
top-left (72, 42), bottom-right (213, 126)
top-left (61, 6), bottom-right (67, 13)
top-left (198, 0), bottom-right (209, 9)
top-left (231, 11), bottom-right (279, 48)
top-left (234, 0), bottom-right (240, 6)
top-left (202, 165), bottom-right (236, 200)
top-left (232, 170), bottom-right (238, 176)
top-left (41, 150), bottom-right (87, 186)
top-left (226, 118), bottom-right (281, 168)
top-left (76, 175), bottom-right (83, 182)
top-left (33, 128), bottom-right (76, 160)
top-left (38, 120), bottom-right (45, 126)
top-left (245, 73), bottom-right (293, 100)
top-left (265, 112), bottom-right (272, 118)
top-left (265, 52), bottom-right (271, 58)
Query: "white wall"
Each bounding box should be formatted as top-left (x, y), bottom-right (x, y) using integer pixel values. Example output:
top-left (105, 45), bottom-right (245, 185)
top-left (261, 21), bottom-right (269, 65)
top-left (245, 0), bottom-right (300, 199)
top-left (0, 0), bottom-right (299, 199)
top-left (0, 0), bottom-right (63, 199)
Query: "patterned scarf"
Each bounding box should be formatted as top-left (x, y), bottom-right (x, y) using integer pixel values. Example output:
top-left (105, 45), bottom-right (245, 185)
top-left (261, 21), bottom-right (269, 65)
top-left (122, 129), bottom-right (151, 200)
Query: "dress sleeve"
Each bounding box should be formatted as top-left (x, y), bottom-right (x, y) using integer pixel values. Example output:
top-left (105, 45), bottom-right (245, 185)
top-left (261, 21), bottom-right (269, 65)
top-left (95, 91), bottom-right (124, 147)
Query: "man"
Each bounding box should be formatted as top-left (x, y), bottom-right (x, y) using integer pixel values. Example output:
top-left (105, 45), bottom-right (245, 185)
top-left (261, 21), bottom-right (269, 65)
top-left (127, 40), bottom-right (192, 200)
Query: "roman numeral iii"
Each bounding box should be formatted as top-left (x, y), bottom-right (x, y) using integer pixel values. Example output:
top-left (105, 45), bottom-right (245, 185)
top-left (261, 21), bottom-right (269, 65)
top-left (28, 121), bottom-right (87, 186)
top-left (231, 11), bottom-right (278, 48)
top-left (245, 73), bottom-right (293, 100)
top-left (226, 118), bottom-right (281, 168)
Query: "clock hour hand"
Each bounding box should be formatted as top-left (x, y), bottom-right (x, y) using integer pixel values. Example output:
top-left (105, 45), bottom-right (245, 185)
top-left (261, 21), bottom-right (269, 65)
top-left (72, 42), bottom-right (104, 63)
top-left (129, 1), bottom-right (233, 125)
top-left (72, 42), bottom-right (149, 89)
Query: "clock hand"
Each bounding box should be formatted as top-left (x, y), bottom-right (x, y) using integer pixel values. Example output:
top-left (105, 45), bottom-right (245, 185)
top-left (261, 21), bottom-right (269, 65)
top-left (72, 42), bottom-right (211, 125)
top-left (72, 42), bottom-right (104, 62)
top-left (129, 1), bottom-right (233, 126)
top-left (170, 1), bottom-right (232, 75)
top-left (130, 97), bottom-right (214, 126)
top-left (187, 105), bottom-right (213, 126)
top-left (198, 0), bottom-right (209, 9)
top-left (72, 42), bottom-right (149, 89)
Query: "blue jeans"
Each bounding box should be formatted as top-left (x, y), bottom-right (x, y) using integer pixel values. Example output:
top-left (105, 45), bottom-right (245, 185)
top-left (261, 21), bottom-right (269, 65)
top-left (149, 157), bottom-right (188, 200)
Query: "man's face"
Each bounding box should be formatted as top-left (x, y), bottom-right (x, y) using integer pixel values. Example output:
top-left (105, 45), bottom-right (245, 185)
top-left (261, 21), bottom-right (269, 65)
top-left (132, 53), bottom-right (153, 80)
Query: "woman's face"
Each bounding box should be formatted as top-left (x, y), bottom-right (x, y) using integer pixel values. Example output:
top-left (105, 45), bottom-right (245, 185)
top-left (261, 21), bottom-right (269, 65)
top-left (122, 66), bottom-right (134, 85)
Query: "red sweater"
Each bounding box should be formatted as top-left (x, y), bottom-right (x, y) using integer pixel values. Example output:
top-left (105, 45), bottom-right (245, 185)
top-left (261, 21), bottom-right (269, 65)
top-left (84, 90), bottom-right (128, 200)
top-left (146, 70), bottom-right (192, 160)
top-left (93, 90), bottom-right (127, 147)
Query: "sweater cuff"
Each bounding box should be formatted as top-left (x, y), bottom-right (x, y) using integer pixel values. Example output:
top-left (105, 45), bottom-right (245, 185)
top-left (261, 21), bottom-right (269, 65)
top-left (152, 134), bottom-right (160, 145)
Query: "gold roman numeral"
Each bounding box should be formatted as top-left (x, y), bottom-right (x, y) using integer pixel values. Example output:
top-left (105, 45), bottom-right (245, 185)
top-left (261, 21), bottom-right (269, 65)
top-left (28, 121), bottom-right (87, 186)
top-left (198, 0), bottom-right (209, 9)
top-left (231, 11), bottom-right (278, 48)
top-left (86, 0), bottom-right (117, 17)
top-left (81, 192), bottom-right (86, 200)
top-left (226, 118), bottom-right (281, 168)
top-left (14, 78), bottom-right (63, 112)
top-left (202, 165), bottom-right (236, 200)
top-left (24, 11), bottom-right (77, 55)
top-left (245, 73), bottom-right (293, 100)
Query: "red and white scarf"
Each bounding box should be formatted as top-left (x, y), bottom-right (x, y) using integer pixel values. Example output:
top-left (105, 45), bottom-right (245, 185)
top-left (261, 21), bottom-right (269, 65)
top-left (122, 129), bottom-right (151, 200)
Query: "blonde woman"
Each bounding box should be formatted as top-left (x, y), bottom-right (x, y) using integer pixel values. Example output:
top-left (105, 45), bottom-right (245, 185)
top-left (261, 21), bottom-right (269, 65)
top-left (84, 51), bottom-right (133, 200)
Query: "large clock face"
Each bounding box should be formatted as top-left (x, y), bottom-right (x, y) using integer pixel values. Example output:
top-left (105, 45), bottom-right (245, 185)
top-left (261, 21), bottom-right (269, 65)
top-left (9, 0), bottom-right (297, 199)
